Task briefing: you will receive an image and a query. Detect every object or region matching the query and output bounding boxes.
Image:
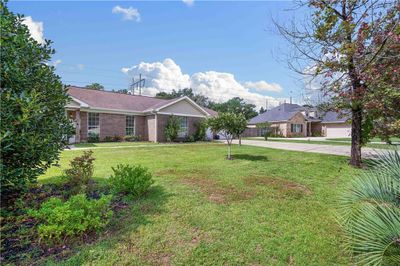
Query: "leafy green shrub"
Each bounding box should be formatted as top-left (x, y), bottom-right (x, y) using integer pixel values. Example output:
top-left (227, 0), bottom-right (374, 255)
top-left (124, 135), bottom-right (140, 142)
top-left (103, 136), bottom-right (113, 142)
top-left (109, 164), bottom-right (154, 198)
top-left (65, 150), bottom-right (95, 194)
top-left (28, 193), bottom-right (113, 242)
top-left (185, 135), bottom-right (196, 142)
top-left (164, 115), bottom-right (180, 142)
top-left (112, 135), bottom-right (123, 142)
top-left (194, 119), bottom-right (207, 141)
top-left (87, 132), bottom-right (99, 143)
top-left (264, 131), bottom-right (270, 140)
top-left (0, 3), bottom-right (73, 200)
top-left (338, 150), bottom-right (400, 265)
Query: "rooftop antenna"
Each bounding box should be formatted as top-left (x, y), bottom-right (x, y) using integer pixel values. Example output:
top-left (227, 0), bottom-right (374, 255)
top-left (129, 74), bottom-right (146, 95)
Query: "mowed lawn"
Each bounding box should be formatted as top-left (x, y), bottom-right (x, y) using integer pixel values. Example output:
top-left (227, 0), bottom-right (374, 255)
top-left (41, 143), bottom-right (360, 265)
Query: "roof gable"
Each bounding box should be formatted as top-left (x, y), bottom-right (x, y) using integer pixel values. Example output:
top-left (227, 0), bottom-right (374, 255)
top-left (248, 103), bottom-right (303, 124)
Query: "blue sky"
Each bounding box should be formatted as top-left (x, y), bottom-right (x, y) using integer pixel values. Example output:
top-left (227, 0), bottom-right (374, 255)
top-left (11, 0), bottom-right (305, 108)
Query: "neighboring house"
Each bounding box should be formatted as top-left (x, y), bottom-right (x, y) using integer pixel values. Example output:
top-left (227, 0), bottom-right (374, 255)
top-left (246, 103), bottom-right (351, 138)
top-left (65, 86), bottom-right (217, 143)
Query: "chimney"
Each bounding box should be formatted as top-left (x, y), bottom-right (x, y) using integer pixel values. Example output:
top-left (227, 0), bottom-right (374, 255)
top-left (283, 99), bottom-right (286, 111)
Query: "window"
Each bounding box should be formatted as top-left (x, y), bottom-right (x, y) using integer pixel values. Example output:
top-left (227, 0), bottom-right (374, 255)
top-left (291, 124), bottom-right (303, 133)
top-left (178, 117), bottom-right (188, 138)
top-left (126, 115), bottom-right (135, 135)
top-left (88, 113), bottom-right (100, 135)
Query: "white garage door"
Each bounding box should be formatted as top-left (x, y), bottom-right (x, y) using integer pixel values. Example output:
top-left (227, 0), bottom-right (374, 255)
top-left (326, 124), bottom-right (351, 138)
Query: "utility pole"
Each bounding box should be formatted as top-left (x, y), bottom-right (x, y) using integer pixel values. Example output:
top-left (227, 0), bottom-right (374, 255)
top-left (129, 74), bottom-right (145, 95)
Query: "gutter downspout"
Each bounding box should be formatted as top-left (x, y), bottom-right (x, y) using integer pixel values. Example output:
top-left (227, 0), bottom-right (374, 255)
top-left (154, 112), bottom-right (158, 143)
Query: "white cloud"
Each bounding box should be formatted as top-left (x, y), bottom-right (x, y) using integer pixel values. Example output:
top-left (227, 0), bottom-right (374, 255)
top-left (77, 64), bottom-right (85, 70)
top-left (53, 59), bottom-right (62, 67)
top-left (182, 0), bottom-right (194, 6)
top-left (112, 6), bottom-right (141, 21)
top-left (243, 81), bottom-right (283, 93)
top-left (22, 16), bottom-right (44, 44)
top-left (122, 58), bottom-right (283, 109)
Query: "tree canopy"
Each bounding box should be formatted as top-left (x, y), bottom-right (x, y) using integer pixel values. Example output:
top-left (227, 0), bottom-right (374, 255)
top-left (85, 83), bottom-right (104, 90)
top-left (209, 97), bottom-right (258, 120)
top-left (277, 0), bottom-right (400, 167)
top-left (0, 2), bottom-right (73, 199)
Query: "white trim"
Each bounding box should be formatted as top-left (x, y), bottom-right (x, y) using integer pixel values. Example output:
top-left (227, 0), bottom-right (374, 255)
top-left (80, 107), bottom-right (145, 116)
top-left (321, 121), bottom-right (349, 124)
top-left (87, 112), bottom-right (100, 137)
top-left (125, 115), bottom-right (135, 136)
top-left (69, 96), bottom-right (89, 108)
top-left (154, 113), bottom-right (158, 143)
top-left (157, 111), bottom-right (207, 118)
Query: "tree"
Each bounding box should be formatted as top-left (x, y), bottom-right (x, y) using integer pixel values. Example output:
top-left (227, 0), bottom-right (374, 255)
top-left (0, 2), bottom-right (73, 200)
top-left (259, 107), bottom-right (266, 114)
top-left (210, 97), bottom-right (258, 120)
top-left (156, 88), bottom-right (214, 108)
top-left (207, 113), bottom-right (247, 159)
top-left (164, 115), bottom-right (180, 142)
top-left (256, 122), bottom-right (272, 140)
top-left (276, 0), bottom-right (399, 167)
top-left (85, 83), bottom-right (104, 90)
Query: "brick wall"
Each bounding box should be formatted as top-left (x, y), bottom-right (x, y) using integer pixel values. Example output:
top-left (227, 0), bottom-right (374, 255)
top-left (287, 113), bottom-right (307, 137)
top-left (99, 113), bottom-right (125, 140)
top-left (135, 116), bottom-right (147, 141)
top-left (80, 111), bottom-right (88, 141)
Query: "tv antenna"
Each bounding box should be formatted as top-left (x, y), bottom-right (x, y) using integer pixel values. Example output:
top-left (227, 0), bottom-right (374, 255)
top-left (129, 74), bottom-right (145, 95)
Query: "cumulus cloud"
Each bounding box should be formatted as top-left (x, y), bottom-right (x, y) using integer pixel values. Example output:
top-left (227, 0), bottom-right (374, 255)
top-left (243, 81), bottom-right (283, 93)
top-left (182, 0), bottom-right (194, 6)
top-left (112, 6), bottom-right (141, 21)
top-left (121, 58), bottom-right (282, 109)
top-left (77, 64), bottom-right (85, 70)
top-left (22, 16), bottom-right (44, 44)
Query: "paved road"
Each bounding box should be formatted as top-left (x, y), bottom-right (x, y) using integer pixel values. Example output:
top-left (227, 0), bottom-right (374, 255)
top-left (231, 139), bottom-right (386, 158)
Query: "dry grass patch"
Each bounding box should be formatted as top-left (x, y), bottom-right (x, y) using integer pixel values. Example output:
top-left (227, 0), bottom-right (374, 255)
top-left (180, 177), bottom-right (255, 204)
top-left (244, 176), bottom-right (312, 199)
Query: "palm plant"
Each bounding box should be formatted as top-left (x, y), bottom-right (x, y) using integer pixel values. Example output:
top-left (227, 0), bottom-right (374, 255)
top-left (338, 150), bottom-right (400, 265)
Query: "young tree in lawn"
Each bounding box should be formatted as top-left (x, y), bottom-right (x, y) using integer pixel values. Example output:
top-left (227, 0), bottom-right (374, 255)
top-left (0, 2), bottom-right (73, 200)
top-left (210, 97), bottom-right (258, 120)
top-left (208, 113), bottom-right (247, 159)
top-left (276, 0), bottom-right (399, 167)
top-left (85, 83), bottom-right (104, 90)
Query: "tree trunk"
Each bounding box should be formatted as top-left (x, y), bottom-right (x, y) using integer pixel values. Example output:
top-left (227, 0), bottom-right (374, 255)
top-left (350, 108), bottom-right (362, 167)
top-left (227, 143), bottom-right (231, 160)
top-left (239, 135), bottom-right (241, 146)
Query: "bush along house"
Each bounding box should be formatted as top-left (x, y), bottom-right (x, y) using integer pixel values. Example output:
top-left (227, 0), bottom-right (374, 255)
top-left (246, 103), bottom-right (351, 138)
top-left (65, 86), bottom-right (217, 143)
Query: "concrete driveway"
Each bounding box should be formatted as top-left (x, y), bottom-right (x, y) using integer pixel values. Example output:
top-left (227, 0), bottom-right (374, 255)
top-left (230, 139), bottom-right (385, 158)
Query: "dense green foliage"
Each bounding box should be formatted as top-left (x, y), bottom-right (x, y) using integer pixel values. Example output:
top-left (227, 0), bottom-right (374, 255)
top-left (85, 83), bottom-right (104, 90)
top-left (64, 151), bottom-right (95, 194)
top-left (87, 132), bottom-right (100, 143)
top-left (0, 2), bottom-right (72, 198)
top-left (109, 164), bottom-right (154, 197)
top-left (164, 115), bottom-right (180, 142)
top-left (124, 135), bottom-right (140, 142)
top-left (209, 97), bottom-right (257, 120)
top-left (208, 113), bottom-right (247, 159)
top-left (339, 150), bottom-right (400, 265)
top-left (28, 194), bottom-right (113, 242)
top-left (194, 118), bottom-right (208, 141)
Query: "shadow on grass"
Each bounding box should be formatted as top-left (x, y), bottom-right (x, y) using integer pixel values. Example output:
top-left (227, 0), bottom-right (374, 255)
top-left (233, 154), bottom-right (269, 161)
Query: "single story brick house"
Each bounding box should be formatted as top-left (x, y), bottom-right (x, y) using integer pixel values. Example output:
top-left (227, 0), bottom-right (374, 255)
top-left (246, 103), bottom-right (351, 138)
top-left (66, 86), bottom-right (217, 143)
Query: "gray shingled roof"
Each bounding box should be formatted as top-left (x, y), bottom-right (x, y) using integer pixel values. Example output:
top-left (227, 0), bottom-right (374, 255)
top-left (321, 111), bottom-right (350, 123)
top-left (248, 103), bottom-right (304, 124)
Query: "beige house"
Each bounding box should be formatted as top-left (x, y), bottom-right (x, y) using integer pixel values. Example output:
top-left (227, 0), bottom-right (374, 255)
top-left (247, 103), bottom-right (350, 138)
top-left (66, 86), bottom-right (217, 143)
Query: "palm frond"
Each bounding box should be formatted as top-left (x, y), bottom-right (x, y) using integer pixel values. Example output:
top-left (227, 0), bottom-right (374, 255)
top-left (339, 149), bottom-right (400, 265)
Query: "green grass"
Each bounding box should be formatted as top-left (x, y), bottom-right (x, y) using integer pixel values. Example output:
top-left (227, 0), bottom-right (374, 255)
top-left (245, 137), bottom-right (396, 150)
top-left (40, 143), bottom-right (361, 265)
top-left (326, 137), bottom-right (400, 142)
top-left (74, 141), bottom-right (158, 148)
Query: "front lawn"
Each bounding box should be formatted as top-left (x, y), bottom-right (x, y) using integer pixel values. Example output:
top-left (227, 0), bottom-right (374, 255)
top-left (35, 144), bottom-right (359, 265)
